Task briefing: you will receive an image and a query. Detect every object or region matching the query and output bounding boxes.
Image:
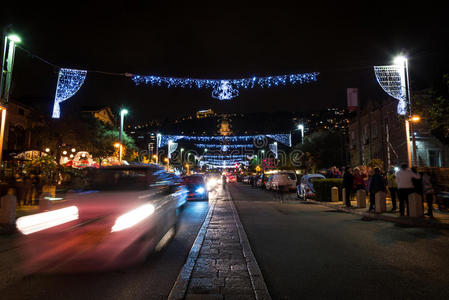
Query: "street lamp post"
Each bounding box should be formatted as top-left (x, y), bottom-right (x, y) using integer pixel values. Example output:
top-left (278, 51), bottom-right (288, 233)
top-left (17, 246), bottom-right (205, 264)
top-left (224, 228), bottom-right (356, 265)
top-left (297, 124), bottom-right (304, 144)
top-left (119, 108), bottom-right (128, 164)
top-left (394, 55), bottom-right (414, 168)
top-left (0, 30), bottom-right (21, 164)
top-left (156, 133), bottom-right (161, 165)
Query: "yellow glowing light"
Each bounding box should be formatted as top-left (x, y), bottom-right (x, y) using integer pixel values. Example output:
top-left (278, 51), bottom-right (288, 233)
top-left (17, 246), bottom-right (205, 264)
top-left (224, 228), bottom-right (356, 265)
top-left (114, 143), bottom-right (121, 148)
top-left (164, 158), bottom-right (169, 163)
top-left (410, 115), bottom-right (421, 122)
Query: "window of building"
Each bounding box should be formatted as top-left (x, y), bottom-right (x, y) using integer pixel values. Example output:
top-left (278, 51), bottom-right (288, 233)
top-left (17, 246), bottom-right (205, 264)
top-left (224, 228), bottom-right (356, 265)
top-left (18, 108), bottom-right (25, 116)
top-left (428, 150), bottom-right (442, 167)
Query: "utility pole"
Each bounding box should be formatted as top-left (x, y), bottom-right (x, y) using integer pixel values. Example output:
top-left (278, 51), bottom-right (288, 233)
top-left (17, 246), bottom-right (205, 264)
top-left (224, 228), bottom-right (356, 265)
top-left (0, 27), bottom-right (21, 165)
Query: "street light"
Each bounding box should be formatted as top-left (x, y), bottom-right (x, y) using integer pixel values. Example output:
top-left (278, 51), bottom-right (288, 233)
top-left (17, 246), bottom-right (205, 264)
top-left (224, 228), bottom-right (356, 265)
top-left (410, 115), bottom-right (421, 167)
top-left (297, 124), bottom-right (304, 144)
top-left (119, 108), bottom-right (128, 164)
top-left (394, 55), bottom-right (414, 167)
top-left (0, 30), bottom-right (21, 164)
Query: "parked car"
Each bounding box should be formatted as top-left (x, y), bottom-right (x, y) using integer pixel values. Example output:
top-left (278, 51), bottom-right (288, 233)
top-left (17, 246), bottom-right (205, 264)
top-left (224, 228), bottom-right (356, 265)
top-left (183, 174), bottom-right (209, 201)
top-left (257, 174), bottom-right (271, 189)
top-left (297, 173), bottom-right (326, 199)
top-left (270, 172), bottom-right (298, 191)
top-left (16, 165), bottom-right (182, 273)
top-left (265, 176), bottom-right (275, 190)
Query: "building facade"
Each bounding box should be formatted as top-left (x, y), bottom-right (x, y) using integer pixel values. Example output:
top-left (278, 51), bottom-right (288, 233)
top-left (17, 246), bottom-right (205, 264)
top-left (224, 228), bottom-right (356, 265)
top-left (348, 98), bottom-right (449, 169)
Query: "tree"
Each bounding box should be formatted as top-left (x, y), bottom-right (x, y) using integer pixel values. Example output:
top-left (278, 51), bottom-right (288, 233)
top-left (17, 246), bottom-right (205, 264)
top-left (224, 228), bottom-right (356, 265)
top-left (414, 74), bottom-right (449, 141)
top-left (295, 129), bottom-right (347, 170)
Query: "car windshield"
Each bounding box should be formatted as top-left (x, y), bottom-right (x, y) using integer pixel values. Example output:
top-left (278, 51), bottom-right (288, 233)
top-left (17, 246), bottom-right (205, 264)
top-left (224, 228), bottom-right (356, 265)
top-left (86, 168), bottom-right (155, 191)
top-left (183, 175), bottom-right (205, 184)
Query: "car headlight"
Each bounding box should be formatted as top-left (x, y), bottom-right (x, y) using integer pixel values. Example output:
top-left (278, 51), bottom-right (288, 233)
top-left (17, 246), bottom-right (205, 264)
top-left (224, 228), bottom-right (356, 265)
top-left (196, 187), bottom-right (205, 194)
top-left (111, 203), bottom-right (155, 232)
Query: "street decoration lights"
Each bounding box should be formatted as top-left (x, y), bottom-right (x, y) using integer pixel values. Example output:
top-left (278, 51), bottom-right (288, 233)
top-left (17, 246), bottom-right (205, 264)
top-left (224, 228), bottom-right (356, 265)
top-left (51, 68), bottom-right (87, 118)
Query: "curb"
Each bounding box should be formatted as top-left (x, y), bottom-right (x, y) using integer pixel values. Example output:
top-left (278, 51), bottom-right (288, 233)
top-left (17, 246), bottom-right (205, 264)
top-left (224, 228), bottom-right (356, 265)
top-left (226, 188), bottom-right (272, 300)
top-left (304, 199), bottom-right (449, 229)
top-left (167, 198), bottom-right (216, 300)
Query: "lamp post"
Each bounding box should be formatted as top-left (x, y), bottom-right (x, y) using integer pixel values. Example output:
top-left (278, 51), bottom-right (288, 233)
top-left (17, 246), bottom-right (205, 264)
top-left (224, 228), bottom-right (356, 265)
top-left (0, 30), bottom-right (21, 164)
top-left (156, 133), bottom-right (161, 165)
top-left (297, 124), bottom-right (304, 144)
top-left (119, 108), bottom-right (128, 164)
top-left (394, 55), bottom-right (414, 168)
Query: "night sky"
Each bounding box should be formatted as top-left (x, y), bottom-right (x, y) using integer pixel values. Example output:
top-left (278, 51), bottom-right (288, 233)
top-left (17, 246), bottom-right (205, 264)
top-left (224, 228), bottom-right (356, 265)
top-left (1, 3), bottom-right (448, 123)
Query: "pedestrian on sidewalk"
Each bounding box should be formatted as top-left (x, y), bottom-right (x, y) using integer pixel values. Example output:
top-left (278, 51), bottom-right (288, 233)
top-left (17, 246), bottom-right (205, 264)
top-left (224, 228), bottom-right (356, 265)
top-left (368, 168), bottom-right (387, 212)
top-left (422, 171), bottom-right (435, 217)
top-left (343, 167), bottom-right (354, 207)
top-left (395, 164), bottom-right (421, 216)
top-left (222, 174), bottom-right (227, 190)
top-left (353, 168), bottom-right (366, 191)
top-left (387, 169), bottom-right (398, 212)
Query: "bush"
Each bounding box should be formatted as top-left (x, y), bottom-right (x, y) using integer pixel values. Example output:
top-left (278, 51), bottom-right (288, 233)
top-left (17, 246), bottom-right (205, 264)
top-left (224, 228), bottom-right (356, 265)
top-left (313, 178), bottom-right (343, 202)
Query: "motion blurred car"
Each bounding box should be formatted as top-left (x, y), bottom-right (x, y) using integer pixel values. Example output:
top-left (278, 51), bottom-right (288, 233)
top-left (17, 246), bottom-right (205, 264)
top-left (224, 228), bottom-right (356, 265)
top-left (205, 173), bottom-right (222, 191)
top-left (226, 174), bottom-right (237, 183)
top-left (270, 172), bottom-right (298, 191)
top-left (183, 174), bottom-right (209, 201)
top-left (16, 165), bottom-right (184, 273)
top-left (297, 173), bottom-right (325, 199)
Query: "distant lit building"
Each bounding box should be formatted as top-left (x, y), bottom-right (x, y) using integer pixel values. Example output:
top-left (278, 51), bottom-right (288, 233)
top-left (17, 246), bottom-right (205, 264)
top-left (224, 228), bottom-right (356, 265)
top-left (196, 109), bottom-right (215, 119)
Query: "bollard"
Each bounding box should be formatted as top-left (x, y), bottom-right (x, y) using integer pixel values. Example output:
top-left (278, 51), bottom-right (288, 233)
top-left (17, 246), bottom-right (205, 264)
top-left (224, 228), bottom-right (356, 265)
top-left (375, 191), bottom-right (387, 213)
top-left (0, 194), bottom-right (17, 226)
top-left (408, 193), bottom-right (424, 218)
top-left (342, 188), bottom-right (346, 204)
top-left (331, 187), bottom-right (339, 202)
top-left (42, 185), bottom-right (56, 198)
top-left (39, 192), bottom-right (52, 211)
top-left (356, 189), bottom-right (366, 208)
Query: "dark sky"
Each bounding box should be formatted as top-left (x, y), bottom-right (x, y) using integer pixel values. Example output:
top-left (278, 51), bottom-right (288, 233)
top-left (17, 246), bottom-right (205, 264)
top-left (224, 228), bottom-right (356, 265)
top-left (1, 3), bottom-right (448, 123)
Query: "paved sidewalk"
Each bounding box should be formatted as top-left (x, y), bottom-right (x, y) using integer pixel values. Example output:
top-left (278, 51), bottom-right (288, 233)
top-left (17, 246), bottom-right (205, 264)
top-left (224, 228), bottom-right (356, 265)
top-left (169, 187), bottom-right (271, 300)
top-left (305, 198), bottom-right (449, 229)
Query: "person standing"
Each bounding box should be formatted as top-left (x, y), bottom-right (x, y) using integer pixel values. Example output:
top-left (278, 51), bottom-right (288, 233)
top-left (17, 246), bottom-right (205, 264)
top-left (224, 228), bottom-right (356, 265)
top-left (395, 164), bottom-right (421, 216)
top-left (387, 169), bottom-right (399, 212)
top-left (222, 174), bottom-right (227, 190)
top-left (343, 167), bottom-right (354, 207)
top-left (368, 168), bottom-right (387, 212)
top-left (353, 168), bottom-right (366, 191)
top-left (422, 171), bottom-right (435, 217)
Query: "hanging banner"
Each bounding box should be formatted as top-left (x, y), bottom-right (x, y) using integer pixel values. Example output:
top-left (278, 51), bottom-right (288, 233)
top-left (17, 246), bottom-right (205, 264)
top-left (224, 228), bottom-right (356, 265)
top-left (347, 88), bottom-right (358, 112)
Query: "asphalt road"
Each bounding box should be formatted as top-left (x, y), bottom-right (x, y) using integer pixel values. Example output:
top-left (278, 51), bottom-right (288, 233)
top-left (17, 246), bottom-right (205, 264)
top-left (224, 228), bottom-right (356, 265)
top-left (0, 198), bottom-right (211, 300)
top-left (229, 183), bottom-right (449, 300)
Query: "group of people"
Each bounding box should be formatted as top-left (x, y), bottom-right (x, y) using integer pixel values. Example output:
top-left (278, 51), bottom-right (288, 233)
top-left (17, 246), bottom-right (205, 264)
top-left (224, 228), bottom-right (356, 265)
top-left (342, 164), bottom-right (435, 217)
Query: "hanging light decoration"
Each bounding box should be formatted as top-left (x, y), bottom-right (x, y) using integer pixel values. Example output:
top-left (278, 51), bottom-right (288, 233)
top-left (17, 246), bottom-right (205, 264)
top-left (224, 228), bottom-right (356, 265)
top-left (132, 72), bottom-right (319, 100)
top-left (52, 68), bottom-right (87, 118)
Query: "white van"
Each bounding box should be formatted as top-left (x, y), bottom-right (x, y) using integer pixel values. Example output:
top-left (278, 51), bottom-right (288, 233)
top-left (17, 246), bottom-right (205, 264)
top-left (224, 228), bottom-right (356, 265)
top-left (270, 172), bottom-right (297, 191)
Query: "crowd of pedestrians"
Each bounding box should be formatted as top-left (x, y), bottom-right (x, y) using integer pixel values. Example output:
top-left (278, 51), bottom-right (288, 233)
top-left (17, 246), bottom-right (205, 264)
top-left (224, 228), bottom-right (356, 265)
top-left (341, 164), bottom-right (436, 217)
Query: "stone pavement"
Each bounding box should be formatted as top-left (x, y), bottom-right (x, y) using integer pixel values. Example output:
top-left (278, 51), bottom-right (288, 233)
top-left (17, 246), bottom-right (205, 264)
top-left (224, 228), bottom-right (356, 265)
top-left (169, 187), bottom-right (271, 300)
top-left (305, 197), bottom-right (449, 229)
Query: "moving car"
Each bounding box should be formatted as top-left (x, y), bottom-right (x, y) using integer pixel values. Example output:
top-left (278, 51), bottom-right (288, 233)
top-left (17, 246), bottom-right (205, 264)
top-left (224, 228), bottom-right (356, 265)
top-left (297, 173), bottom-right (325, 199)
top-left (183, 174), bottom-right (209, 201)
top-left (270, 172), bottom-right (298, 191)
top-left (226, 174), bottom-right (237, 183)
top-left (16, 165), bottom-right (183, 273)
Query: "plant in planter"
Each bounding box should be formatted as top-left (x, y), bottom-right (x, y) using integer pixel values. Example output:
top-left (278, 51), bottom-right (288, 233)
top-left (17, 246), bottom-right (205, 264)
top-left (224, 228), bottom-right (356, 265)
top-left (23, 155), bottom-right (59, 197)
